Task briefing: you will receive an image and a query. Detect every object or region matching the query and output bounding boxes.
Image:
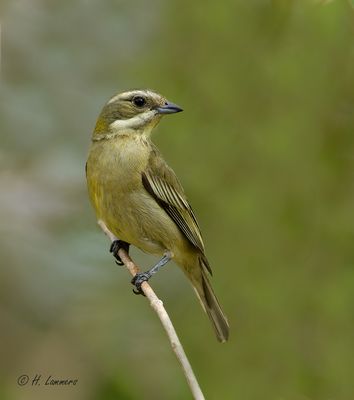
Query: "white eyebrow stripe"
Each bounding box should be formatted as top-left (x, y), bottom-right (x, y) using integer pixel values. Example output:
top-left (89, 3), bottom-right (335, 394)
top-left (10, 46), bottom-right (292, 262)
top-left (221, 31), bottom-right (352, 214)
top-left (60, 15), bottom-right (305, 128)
top-left (107, 94), bottom-right (121, 104)
top-left (107, 90), bottom-right (151, 105)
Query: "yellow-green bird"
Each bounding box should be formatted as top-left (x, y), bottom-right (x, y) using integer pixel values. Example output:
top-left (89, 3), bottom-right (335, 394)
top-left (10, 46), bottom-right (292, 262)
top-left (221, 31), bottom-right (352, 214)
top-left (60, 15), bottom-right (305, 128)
top-left (86, 89), bottom-right (229, 342)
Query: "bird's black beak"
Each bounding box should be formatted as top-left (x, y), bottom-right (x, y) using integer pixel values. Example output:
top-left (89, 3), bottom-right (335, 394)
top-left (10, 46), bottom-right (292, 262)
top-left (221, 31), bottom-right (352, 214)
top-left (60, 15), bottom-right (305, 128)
top-left (156, 101), bottom-right (183, 114)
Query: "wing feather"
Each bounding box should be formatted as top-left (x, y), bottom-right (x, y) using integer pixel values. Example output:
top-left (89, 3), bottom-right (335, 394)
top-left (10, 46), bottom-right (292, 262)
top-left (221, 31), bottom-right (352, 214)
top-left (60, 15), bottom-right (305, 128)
top-left (142, 150), bottom-right (206, 254)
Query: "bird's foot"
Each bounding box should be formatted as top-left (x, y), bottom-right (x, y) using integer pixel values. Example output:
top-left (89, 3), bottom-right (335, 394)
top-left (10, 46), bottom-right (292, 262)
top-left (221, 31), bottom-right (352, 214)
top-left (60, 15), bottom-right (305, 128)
top-left (131, 272), bottom-right (152, 296)
top-left (110, 240), bottom-right (130, 266)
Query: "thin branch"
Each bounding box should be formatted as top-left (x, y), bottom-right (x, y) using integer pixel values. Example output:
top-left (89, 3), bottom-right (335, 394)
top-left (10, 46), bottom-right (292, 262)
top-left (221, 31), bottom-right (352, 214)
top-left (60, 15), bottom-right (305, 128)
top-left (97, 220), bottom-right (205, 400)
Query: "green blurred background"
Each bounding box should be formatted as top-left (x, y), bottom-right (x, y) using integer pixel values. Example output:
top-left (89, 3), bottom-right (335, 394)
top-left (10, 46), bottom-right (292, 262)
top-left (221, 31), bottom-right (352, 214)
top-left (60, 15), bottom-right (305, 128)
top-left (1, 1), bottom-right (354, 399)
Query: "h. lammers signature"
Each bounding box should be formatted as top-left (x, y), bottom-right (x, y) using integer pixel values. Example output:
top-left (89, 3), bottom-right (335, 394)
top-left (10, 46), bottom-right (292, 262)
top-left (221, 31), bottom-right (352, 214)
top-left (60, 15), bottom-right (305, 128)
top-left (18, 374), bottom-right (78, 387)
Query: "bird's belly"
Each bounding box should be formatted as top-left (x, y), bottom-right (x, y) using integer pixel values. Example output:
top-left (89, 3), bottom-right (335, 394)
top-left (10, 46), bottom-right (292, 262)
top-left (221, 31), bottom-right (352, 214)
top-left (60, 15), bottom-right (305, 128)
top-left (100, 189), bottom-right (186, 256)
top-left (86, 142), bottom-right (192, 259)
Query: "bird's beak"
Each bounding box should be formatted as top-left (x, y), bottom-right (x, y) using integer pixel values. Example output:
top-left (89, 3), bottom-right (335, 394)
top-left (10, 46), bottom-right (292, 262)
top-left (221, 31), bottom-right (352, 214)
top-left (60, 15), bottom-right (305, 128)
top-left (156, 101), bottom-right (183, 114)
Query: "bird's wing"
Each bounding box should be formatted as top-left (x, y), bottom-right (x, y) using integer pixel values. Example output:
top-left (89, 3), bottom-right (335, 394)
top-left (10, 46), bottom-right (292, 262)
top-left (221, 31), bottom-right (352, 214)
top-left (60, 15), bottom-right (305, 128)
top-left (142, 147), bottom-right (206, 255)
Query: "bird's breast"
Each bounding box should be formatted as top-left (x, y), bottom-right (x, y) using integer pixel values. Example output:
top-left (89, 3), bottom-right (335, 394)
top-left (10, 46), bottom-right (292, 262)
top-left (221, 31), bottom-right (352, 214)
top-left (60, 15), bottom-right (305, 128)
top-left (88, 135), bottom-right (149, 187)
top-left (86, 135), bottom-right (151, 231)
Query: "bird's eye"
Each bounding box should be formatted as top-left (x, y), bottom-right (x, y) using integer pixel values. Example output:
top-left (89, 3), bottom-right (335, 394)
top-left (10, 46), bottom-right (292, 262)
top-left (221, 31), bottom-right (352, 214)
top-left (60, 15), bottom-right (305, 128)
top-left (132, 96), bottom-right (146, 107)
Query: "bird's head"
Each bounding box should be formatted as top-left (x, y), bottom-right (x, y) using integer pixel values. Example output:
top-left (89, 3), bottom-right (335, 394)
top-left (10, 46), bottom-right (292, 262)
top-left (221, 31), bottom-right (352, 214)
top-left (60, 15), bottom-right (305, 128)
top-left (93, 89), bottom-right (183, 140)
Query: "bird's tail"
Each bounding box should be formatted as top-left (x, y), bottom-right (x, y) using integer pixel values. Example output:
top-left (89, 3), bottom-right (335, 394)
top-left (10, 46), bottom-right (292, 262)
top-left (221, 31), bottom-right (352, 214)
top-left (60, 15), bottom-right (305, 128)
top-left (191, 257), bottom-right (229, 343)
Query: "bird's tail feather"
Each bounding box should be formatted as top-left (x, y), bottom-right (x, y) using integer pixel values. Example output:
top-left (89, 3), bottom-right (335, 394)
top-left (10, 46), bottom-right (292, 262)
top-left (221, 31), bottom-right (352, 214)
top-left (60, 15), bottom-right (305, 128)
top-left (192, 259), bottom-right (229, 343)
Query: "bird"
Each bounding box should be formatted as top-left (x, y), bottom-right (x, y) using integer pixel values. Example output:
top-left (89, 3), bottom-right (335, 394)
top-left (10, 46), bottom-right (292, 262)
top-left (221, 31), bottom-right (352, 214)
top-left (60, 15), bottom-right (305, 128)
top-left (86, 89), bottom-right (229, 342)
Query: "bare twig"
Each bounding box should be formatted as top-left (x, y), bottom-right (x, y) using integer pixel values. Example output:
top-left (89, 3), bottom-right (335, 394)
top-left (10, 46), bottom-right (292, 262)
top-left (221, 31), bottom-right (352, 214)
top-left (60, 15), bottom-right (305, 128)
top-left (97, 220), bottom-right (205, 400)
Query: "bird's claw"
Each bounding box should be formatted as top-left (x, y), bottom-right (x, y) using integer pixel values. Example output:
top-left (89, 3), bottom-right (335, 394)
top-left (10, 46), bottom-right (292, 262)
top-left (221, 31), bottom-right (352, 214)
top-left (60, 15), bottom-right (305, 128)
top-left (110, 240), bottom-right (130, 266)
top-left (131, 272), bottom-right (151, 296)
